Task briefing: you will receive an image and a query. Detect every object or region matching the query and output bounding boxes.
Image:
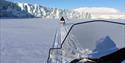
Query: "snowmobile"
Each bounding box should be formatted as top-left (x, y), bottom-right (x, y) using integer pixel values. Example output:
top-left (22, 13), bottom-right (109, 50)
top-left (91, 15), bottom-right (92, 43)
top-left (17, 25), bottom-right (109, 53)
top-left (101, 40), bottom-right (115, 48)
top-left (48, 20), bottom-right (125, 63)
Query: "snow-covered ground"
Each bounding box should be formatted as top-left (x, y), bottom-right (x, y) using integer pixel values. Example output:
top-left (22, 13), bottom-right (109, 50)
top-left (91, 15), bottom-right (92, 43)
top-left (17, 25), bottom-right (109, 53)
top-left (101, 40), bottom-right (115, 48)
top-left (0, 19), bottom-right (125, 63)
top-left (0, 18), bottom-right (59, 63)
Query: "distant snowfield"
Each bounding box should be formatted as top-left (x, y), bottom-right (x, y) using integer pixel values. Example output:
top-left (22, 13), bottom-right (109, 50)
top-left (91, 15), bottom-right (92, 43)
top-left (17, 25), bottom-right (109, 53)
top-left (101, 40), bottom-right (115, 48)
top-left (0, 18), bottom-right (59, 63)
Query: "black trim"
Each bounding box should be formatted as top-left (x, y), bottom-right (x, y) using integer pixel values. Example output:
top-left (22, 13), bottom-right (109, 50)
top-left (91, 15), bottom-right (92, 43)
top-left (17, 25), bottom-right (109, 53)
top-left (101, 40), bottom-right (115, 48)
top-left (47, 20), bottom-right (125, 63)
top-left (88, 47), bottom-right (125, 63)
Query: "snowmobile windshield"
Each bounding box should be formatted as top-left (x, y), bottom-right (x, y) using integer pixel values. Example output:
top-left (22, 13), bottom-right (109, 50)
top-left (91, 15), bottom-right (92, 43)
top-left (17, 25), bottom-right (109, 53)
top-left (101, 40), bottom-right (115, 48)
top-left (48, 20), bottom-right (125, 63)
top-left (63, 20), bottom-right (125, 58)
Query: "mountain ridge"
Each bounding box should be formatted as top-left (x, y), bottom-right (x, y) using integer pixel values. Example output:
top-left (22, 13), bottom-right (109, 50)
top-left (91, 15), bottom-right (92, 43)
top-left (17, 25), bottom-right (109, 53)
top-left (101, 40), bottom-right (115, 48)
top-left (0, 0), bottom-right (125, 19)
